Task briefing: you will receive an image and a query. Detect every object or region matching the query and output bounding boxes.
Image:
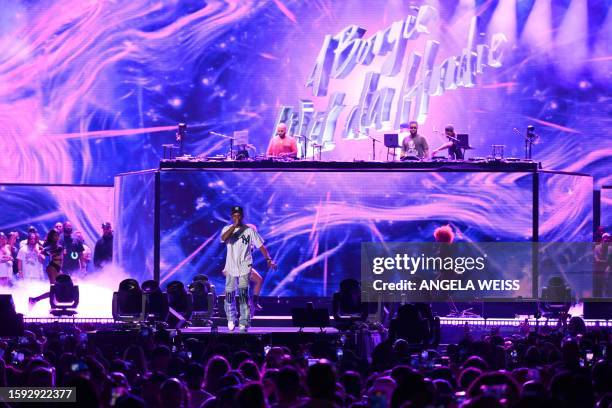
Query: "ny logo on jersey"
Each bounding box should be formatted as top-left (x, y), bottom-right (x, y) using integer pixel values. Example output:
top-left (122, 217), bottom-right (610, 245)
top-left (240, 234), bottom-right (251, 245)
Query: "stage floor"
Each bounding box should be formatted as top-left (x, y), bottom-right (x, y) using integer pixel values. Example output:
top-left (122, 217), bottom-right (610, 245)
top-left (7, 277), bottom-right (609, 341)
top-left (5, 278), bottom-right (600, 323)
top-left (180, 325), bottom-right (339, 334)
top-left (22, 315), bottom-right (611, 346)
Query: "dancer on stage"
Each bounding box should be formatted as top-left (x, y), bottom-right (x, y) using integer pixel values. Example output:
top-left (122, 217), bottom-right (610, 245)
top-left (221, 206), bottom-right (276, 332)
top-left (245, 223), bottom-right (265, 312)
top-left (28, 228), bottom-right (65, 307)
top-left (42, 228), bottom-right (64, 284)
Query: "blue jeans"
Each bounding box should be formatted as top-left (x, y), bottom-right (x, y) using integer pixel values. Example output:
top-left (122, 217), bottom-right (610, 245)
top-left (224, 272), bottom-right (251, 327)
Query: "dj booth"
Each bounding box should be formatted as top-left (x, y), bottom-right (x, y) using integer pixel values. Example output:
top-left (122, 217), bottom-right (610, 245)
top-left (114, 160), bottom-right (592, 299)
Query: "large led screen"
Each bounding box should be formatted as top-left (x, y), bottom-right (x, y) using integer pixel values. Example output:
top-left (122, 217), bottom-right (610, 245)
top-left (114, 171), bottom-right (156, 282)
top-left (0, 1), bottom-right (609, 189)
top-left (0, 184), bottom-right (113, 248)
top-left (539, 172), bottom-right (593, 243)
top-left (602, 187), bottom-right (612, 230)
top-left (156, 170), bottom-right (535, 296)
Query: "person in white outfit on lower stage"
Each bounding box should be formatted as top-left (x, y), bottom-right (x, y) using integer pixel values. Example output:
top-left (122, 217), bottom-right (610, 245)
top-left (220, 206), bottom-right (276, 332)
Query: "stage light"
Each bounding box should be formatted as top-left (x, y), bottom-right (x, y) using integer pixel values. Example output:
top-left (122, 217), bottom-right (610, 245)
top-left (166, 280), bottom-right (193, 328)
top-left (332, 278), bottom-right (368, 329)
top-left (167, 281), bottom-right (191, 315)
top-left (142, 280), bottom-right (169, 322)
top-left (192, 274), bottom-right (208, 283)
top-left (540, 276), bottom-right (572, 319)
top-left (291, 302), bottom-right (330, 331)
top-left (188, 275), bottom-right (215, 326)
top-left (50, 274), bottom-right (80, 317)
top-left (112, 278), bottom-right (143, 322)
top-left (189, 281), bottom-right (212, 312)
top-left (0, 295), bottom-right (24, 336)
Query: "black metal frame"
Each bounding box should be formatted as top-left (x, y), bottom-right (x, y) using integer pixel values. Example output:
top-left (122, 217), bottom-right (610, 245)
top-left (154, 171), bottom-right (161, 282)
top-left (130, 164), bottom-right (594, 307)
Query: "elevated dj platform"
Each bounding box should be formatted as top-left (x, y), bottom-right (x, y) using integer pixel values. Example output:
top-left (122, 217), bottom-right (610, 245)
top-left (115, 162), bottom-right (592, 300)
top-left (158, 159), bottom-right (541, 172)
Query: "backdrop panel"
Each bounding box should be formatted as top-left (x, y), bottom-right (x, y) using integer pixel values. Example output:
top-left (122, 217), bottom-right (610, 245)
top-left (0, 184), bottom-right (113, 249)
top-left (539, 172), bottom-right (593, 243)
top-left (155, 169), bottom-right (534, 296)
top-left (601, 187), bottom-right (612, 230)
top-left (0, 1), bottom-right (609, 188)
top-left (114, 171), bottom-right (156, 283)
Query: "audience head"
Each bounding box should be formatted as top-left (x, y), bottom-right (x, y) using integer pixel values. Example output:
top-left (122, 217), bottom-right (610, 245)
top-left (45, 228), bottom-right (60, 244)
top-left (218, 370), bottom-right (243, 389)
top-left (27, 367), bottom-right (55, 387)
top-left (204, 355), bottom-right (230, 394)
top-left (238, 359), bottom-right (260, 382)
top-left (568, 316), bottom-right (587, 336)
top-left (467, 371), bottom-right (521, 406)
top-left (276, 365), bottom-right (300, 402)
top-left (459, 367), bottom-right (483, 390)
top-left (236, 382), bottom-right (266, 408)
top-left (151, 345), bottom-right (171, 372)
top-left (183, 362), bottom-right (205, 390)
top-left (550, 370), bottom-right (595, 408)
top-left (159, 377), bottom-right (187, 408)
top-left (368, 376), bottom-right (396, 407)
top-left (142, 372), bottom-right (168, 407)
top-left (307, 359), bottom-right (337, 401)
top-left (340, 370), bottom-right (362, 399)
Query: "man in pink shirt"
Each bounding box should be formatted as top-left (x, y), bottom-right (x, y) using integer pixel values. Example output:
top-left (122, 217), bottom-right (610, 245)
top-left (266, 123), bottom-right (298, 158)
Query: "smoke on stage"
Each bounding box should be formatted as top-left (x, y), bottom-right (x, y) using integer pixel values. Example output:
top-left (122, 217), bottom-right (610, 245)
top-left (0, 265), bottom-right (132, 318)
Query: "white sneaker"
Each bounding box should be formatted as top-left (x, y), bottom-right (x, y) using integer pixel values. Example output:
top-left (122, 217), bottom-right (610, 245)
top-left (239, 325), bottom-right (248, 333)
top-left (227, 321), bottom-right (235, 331)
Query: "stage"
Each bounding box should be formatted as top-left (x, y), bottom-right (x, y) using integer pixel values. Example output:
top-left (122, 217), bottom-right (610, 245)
top-left (11, 278), bottom-right (610, 351)
top-left (2, 159), bottom-right (599, 353)
top-left (1, 159), bottom-right (595, 344)
top-left (9, 272), bottom-right (607, 345)
top-left (20, 313), bottom-right (612, 348)
top-left (22, 312), bottom-right (612, 330)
